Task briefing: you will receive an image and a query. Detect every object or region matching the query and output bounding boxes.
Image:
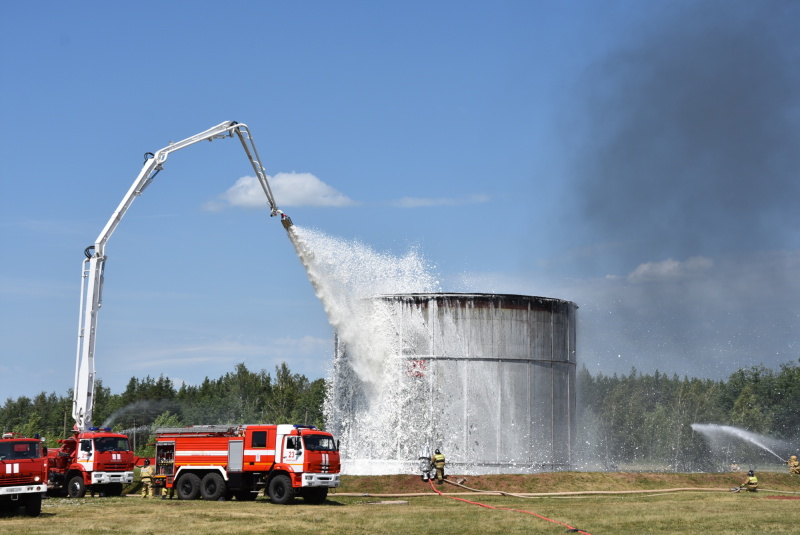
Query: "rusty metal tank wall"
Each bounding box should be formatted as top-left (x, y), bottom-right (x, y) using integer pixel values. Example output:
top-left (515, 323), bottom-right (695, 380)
top-left (326, 293), bottom-right (578, 475)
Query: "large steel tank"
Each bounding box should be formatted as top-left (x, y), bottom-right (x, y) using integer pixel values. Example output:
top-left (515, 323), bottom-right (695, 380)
top-left (326, 293), bottom-right (578, 475)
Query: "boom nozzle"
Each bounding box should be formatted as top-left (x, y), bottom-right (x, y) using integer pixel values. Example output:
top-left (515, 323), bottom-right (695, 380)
top-left (280, 211), bottom-right (293, 229)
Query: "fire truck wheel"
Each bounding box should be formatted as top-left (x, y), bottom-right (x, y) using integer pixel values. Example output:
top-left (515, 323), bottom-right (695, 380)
top-left (67, 475), bottom-right (87, 498)
top-left (303, 487), bottom-right (328, 504)
top-left (267, 474), bottom-right (295, 505)
top-left (25, 493), bottom-right (42, 517)
top-left (177, 473), bottom-right (201, 500)
top-left (200, 473), bottom-right (226, 501)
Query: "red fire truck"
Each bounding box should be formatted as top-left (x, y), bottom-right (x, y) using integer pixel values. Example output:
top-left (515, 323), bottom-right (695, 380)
top-left (46, 428), bottom-right (134, 497)
top-left (0, 433), bottom-right (47, 516)
top-left (153, 424), bottom-right (340, 504)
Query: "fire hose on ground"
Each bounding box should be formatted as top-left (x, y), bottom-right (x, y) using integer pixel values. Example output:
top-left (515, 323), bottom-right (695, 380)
top-left (334, 477), bottom-right (800, 499)
top-left (334, 476), bottom-right (800, 535)
top-left (427, 477), bottom-right (593, 535)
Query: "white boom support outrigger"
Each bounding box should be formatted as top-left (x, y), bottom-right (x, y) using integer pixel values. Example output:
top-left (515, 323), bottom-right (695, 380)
top-left (73, 121), bottom-right (291, 431)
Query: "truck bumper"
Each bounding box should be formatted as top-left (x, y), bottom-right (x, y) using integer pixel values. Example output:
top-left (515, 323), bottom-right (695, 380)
top-left (91, 471), bottom-right (134, 485)
top-left (0, 484), bottom-right (46, 497)
top-left (301, 473), bottom-right (340, 488)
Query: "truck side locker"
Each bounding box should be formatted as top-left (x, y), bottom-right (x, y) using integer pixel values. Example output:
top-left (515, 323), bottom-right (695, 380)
top-left (155, 442), bottom-right (175, 490)
top-left (228, 440), bottom-right (244, 472)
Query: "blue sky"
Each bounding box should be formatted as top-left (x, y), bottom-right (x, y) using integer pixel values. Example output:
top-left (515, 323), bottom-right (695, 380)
top-left (2, 1), bottom-right (799, 401)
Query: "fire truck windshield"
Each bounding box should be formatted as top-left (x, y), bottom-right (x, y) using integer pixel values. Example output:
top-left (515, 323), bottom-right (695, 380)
top-left (0, 441), bottom-right (41, 460)
top-left (303, 434), bottom-right (337, 452)
top-left (94, 436), bottom-right (131, 453)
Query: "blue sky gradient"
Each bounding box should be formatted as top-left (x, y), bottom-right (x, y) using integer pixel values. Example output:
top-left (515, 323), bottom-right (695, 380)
top-left (2, 1), bottom-right (799, 400)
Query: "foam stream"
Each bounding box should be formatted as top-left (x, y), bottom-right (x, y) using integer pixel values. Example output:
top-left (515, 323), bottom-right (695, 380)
top-left (286, 226), bottom-right (442, 473)
top-left (691, 423), bottom-right (789, 464)
top-left (286, 225), bottom-right (438, 382)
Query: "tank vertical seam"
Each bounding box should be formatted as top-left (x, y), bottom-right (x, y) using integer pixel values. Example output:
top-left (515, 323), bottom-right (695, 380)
top-left (494, 299), bottom-right (499, 465)
top-left (551, 307), bottom-right (556, 467)
top-left (528, 301), bottom-right (533, 468)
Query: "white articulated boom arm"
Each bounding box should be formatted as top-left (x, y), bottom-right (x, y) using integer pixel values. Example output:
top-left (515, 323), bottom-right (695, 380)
top-left (73, 121), bottom-right (291, 431)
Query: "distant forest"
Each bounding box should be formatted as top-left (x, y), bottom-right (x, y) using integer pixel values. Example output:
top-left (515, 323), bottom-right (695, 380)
top-left (2, 360), bottom-right (799, 469)
top-left (1, 363), bottom-right (325, 455)
top-left (577, 360), bottom-right (800, 471)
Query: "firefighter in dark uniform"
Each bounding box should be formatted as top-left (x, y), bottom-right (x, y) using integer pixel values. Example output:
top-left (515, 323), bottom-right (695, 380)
top-left (432, 449), bottom-right (446, 484)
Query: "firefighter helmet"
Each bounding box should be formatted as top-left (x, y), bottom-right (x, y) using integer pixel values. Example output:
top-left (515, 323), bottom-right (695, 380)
top-left (748, 470), bottom-right (754, 476)
top-left (435, 449), bottom-right (441, 454)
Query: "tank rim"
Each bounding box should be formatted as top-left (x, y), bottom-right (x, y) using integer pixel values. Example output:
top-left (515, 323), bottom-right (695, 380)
top-left (373, 292), bottom-right (577, 308)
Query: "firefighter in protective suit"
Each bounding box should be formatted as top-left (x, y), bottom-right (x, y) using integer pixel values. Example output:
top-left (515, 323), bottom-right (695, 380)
top-left (788, 455), bottom-right (800, 475)
top-left (140, 458), bottom-right (155, 498)
top-left (739, 470), bottom-right (758, 492)
top-left (432, 449), bottom-right (446, 484)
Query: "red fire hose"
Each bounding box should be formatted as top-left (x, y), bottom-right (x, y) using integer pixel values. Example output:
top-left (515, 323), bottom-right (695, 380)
top-left (427, 478), bottom-right (592, 535)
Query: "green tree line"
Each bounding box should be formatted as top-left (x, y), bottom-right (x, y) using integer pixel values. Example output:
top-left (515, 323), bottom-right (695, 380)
top-left (0, 362), bottom-right (325, 456)
top-left (577, 359), bottom-right (800, 471)
top-left (3, 359), bottom-right (798, 466)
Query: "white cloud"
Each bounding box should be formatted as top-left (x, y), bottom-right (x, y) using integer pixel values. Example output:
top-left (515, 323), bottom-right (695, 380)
top-left (272, 172), bottom-right (358, 207)
top-left (204, 173), bottom-right (488, 211)
top-left (205, 172), bottom-right (357, 211)
top-left (391, 194), bottom-right (490, 208)
top-left (626, 256), bottom-right (713, 283)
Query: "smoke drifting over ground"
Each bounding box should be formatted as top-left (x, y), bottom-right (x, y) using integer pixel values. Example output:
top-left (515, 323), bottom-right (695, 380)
top-left (560, 2), bottom-right (800, 378)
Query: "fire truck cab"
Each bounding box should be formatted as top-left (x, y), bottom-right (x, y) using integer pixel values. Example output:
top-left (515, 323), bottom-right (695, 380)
top-left (0, 433), bottom-right (47, 516)
top-left (154, 424), bottom-right (340, 504)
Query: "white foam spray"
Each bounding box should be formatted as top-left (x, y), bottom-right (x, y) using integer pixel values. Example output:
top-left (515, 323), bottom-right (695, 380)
top-left (691, 423), bottom-right (789, 464)
top-left (287, 225), bottom-right (438, 377)
top-left (285, 225), bottom-right (441, 473)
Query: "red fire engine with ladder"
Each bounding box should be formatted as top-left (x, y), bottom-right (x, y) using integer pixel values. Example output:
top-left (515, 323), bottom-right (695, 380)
top-left (153, 424), bottom-right (340, 504)
top-left (46, 427), bottom-right (134, 497)
top-left (0, 433), bottom-right (47, 516)
top-left (51, 121), bottom-right (295, 498)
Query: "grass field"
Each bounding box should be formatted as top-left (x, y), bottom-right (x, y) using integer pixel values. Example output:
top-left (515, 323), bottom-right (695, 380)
top-left (3, 472), bottom-right (799, 535)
